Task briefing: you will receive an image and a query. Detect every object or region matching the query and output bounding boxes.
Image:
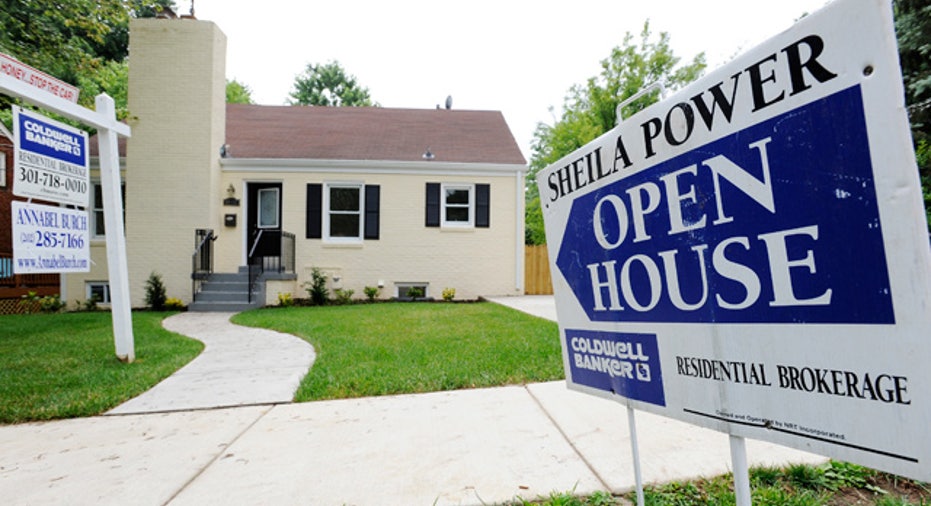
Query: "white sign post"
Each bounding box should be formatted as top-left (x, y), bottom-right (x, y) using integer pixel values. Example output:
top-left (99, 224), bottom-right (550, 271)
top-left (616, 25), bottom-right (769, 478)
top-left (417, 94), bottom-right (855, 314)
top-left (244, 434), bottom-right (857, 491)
top-left (1, 53), bottom-right (134, 362)
top-left (538, 0), bottom-right (931, 489)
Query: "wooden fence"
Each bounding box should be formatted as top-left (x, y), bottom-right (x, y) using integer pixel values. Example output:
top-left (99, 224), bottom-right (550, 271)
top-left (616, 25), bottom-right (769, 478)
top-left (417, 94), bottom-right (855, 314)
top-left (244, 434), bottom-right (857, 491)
top-left (0, 254), bottom-right (60, 314)
top-left (524, 244), bottom-right (553, 295)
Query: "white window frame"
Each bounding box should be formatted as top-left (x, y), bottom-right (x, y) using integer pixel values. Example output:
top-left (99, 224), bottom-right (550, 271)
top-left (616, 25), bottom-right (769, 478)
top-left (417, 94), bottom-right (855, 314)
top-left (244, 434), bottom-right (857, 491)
top-left (91, 181), bottom-right (125, 238)
top-left (324, 182), bottom-right (364, 243)
top-left (0, 155), bottom-right (6, 188)
top-left (257, 187), bottom-right (280, 229)
top-left (441, 183), bottom-right (474, 228)
top-left (396, 283), bottom-right (429, 299)
top-left (86, 282), bottom-right (111, 304)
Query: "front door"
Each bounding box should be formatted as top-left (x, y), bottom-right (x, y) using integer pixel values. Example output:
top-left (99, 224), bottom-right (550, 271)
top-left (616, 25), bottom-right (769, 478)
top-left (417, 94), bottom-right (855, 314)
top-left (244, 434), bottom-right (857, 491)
top-left (246, 182), bottom-right (282, 262)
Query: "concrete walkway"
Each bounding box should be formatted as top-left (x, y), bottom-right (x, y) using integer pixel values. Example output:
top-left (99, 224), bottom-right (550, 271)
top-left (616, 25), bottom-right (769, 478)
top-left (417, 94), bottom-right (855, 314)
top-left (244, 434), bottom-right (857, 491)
top-left (0, 297), bottom-right (826, 505)
top-left (108, 312), bottom-right (315, 415)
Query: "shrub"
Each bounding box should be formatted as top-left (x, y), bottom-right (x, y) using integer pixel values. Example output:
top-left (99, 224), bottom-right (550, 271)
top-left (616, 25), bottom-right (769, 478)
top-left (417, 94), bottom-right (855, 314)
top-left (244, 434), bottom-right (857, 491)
top-left (19, 291), bottom-right (40, 314)
top-left (144, 271), bottom-right (167, 310)
top-left (442, 287), bottom-right (456, 302)
top-left (333, 288), bottom-right (354, 305)
top-left (406, 286), bottom-right (424, 299)
top-left (77, 294), bottom-right (99, 312)
top-left (304, 267), bottom-right (329, 306)
top-left (164, 297), bottom-right (186, 311)
top-left (363, 285), bottom-right (380, 302)
top-left (277, 292), bottom-right (294, 307)
top-left (39, 294), bottom-right (65, 313)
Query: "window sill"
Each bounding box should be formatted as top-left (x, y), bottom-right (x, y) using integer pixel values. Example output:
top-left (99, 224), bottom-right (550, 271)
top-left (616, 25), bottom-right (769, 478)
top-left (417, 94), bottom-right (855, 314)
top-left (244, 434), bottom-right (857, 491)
top-left (439, 226), bottom-right (475, 233)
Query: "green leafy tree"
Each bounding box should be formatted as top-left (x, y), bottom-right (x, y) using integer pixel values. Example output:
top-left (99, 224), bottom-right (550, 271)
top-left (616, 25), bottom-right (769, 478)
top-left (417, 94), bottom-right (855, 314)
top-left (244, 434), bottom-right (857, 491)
top-left (0, 0), bottom-right (174, 105)
top-left (226, 79), bottom-right (254, 104)
top-left (895, 0), bottom-right (931, 228)
top-left (288, 60), bottom-right (376, 107)
top-left (0, 0), bottom-right (174, 128)
top-left (525, 22), bottom-right (706, 244)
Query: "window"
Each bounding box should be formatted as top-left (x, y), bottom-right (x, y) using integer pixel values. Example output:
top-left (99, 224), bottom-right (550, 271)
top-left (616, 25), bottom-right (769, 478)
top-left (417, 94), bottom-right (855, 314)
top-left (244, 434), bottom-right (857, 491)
top-left (397, 283), bottom-right (428, 299)
top-left (92, 182), bottom-right (126, 237)
top-left (257, 188), bottom-right (280, 228)
top-left (325, 183), bottom-right (362, 241)
top-left (0, 155), bottom-right (6, 188)
top-left (443, 184), bottom-right (473, 227)
top-left (86, 282), bottom-right (111, 303)
top-left (425, 183), bottom-right (490, 228)
top-left (306, 183), bottom-right (379, 240)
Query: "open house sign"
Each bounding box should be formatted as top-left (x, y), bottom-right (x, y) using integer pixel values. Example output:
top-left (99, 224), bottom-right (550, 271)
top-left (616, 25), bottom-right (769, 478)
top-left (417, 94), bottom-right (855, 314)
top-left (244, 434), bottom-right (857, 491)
top-left (539, 0), bottom-right (931, 481)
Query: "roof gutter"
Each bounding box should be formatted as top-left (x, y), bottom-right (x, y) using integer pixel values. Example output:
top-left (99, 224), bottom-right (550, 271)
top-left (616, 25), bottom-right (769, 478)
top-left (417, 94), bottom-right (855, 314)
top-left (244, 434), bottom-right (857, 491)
top-left (220, 157), bottom-right (526, 177)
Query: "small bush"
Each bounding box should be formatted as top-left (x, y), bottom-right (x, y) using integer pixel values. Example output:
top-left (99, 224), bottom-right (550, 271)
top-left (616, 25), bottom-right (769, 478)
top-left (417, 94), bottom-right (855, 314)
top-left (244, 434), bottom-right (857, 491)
top-left (19, 291), bottom-right (40, 314)
top-left (145, 271), bottom-right (167, 311)
top-left (304, 267), bottom-right (329, 306)
top-left (277, 292), bottom-right (294, 307)
top-left (442, 287), bottom-right (456, 302)
top-left (363, 285), bottom-right (380, 302)
top-left (406, 286), bottom-right (424, 299)
top-left (164, 297), bottom-right (186, 311)
top-left (39, 294), bottom-right (65, 313)
top-left (76, 294), bottom-right (99, 312)
top-left (333, 288), bottom-right (354, 305)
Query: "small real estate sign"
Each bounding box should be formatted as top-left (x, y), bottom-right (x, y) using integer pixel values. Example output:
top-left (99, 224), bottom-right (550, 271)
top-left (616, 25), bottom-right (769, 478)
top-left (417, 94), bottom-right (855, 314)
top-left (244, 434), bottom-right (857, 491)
top-left (12, 105), bottom-right (90, 207)
top-left (12, 201), bottom-right (90, 274)
top-left (538, 0), bottom-right (931, 482)
top-left (0, 53), bottom-right (79, 103)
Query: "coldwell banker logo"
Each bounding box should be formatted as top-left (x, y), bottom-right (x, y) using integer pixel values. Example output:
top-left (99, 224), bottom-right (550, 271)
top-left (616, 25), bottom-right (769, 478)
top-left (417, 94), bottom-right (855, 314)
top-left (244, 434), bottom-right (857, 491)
top-left (566, 329), bottom-right (665, 406)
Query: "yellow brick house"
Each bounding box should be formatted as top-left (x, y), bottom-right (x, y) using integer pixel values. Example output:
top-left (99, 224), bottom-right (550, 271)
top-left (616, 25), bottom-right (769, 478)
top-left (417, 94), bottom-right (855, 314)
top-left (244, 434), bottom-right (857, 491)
top-left (70, 17), bottom-right (526, 310)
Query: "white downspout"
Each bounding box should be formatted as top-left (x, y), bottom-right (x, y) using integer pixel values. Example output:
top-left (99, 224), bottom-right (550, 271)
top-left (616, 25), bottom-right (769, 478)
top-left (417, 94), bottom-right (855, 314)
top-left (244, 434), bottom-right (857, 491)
top-left (515, 168), bottom-right (525, 294)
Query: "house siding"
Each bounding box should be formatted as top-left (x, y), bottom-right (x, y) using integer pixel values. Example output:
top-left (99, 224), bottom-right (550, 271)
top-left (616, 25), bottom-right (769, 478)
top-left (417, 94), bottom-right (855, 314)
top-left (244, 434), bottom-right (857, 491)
top-left (217, 168), bottom-right (523, 301)
top-left (64, 17), bottom-right (526, 307)
top-left (123, 18), bottom-right (227, 306)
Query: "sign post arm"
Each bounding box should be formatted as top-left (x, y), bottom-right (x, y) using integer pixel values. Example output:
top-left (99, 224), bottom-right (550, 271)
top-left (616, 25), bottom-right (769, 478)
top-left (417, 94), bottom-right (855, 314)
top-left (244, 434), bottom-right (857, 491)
top-left (95, 93), bottom-right (134, 362)
top-left (0, 74), bottom-right (130, 136)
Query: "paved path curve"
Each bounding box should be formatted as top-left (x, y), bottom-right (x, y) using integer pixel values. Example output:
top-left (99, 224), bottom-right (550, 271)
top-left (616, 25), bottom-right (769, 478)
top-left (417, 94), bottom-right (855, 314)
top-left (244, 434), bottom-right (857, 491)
top-left (108, 312), bottom-right (315, 415)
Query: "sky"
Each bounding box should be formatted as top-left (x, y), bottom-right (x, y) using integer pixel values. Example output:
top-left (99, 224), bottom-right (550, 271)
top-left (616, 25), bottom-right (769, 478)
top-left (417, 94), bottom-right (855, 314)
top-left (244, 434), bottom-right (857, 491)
top-left (189, 0), bottom-right (831, 161)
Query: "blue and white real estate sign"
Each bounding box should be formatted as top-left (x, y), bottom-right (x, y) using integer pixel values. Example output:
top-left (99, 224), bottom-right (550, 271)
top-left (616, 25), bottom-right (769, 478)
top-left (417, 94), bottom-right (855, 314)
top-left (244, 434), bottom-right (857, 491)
top-left (12, 201), bottom-right (90, 274)
top-left (538, 0), bottom-right (931, 481)
top-left (12, 106), bottom-right (89, 207)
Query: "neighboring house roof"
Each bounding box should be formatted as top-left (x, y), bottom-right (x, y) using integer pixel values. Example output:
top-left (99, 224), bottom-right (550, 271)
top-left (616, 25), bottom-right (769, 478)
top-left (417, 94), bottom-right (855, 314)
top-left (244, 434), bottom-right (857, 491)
top-left (224, 105), bottom-right (526, 165)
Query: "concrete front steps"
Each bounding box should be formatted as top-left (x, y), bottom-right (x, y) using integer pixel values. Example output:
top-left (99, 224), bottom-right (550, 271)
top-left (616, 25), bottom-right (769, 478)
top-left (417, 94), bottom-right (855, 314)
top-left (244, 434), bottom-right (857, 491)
top-left (188, 271), bottom-right (264, 312)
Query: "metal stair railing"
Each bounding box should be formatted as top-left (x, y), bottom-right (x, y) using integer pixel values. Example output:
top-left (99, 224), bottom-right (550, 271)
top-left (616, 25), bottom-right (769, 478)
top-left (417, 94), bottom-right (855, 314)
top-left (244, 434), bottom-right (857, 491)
top-left (191, 229), bottom-right (216, 303)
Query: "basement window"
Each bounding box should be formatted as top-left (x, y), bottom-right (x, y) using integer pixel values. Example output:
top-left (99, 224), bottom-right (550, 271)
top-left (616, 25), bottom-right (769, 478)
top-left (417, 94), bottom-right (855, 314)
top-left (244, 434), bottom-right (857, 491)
top-left (396, 283), bottom-right (429, 300)
top-left (86, 282), bottom-right (111, 304)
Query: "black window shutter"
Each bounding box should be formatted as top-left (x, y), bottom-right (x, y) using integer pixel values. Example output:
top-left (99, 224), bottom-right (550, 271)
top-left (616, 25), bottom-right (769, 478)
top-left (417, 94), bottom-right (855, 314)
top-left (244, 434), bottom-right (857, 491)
top-left (476, 183), bottom-right (490, 228)
top-left (425, 183), bottom-right (440, 227)
top-left (364, 185), bottom-right (380, 240)
top-left (306, 183), bottom-right (322, 239)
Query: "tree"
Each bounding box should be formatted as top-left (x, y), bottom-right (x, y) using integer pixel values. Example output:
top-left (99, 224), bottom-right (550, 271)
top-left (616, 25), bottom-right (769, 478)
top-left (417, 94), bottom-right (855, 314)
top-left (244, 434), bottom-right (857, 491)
top-left (0, 0), bottom-right (174, 127)
top-left (894, 0), bottom-right (931, 227)
top-left (288, 60), bottom-right (376, 107)
top-left (226, 79), bottom-right (254, 104)
top-left (525, 22), bottom-right (706, 244)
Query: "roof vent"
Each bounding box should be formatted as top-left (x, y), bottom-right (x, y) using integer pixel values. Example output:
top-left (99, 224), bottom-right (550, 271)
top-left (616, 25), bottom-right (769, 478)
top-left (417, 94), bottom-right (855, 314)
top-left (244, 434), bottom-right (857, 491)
top-left (422, 148), bottom-right (435, 160)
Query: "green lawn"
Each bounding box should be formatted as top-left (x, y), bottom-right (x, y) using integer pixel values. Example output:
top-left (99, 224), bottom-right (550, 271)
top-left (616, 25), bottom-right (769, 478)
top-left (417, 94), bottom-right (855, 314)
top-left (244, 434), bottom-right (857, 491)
top-left (231, 301), bottom-right (563, 401)
top-left (509, 461), bottom-right (931, 506)
top-left (0, 311), bottom-right (203, 424)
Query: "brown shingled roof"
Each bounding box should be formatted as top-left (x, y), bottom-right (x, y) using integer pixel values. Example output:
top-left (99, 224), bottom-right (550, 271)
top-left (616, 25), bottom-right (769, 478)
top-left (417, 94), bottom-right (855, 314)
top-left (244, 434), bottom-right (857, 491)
top-left (224, 104), bottom-right (526, 165)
